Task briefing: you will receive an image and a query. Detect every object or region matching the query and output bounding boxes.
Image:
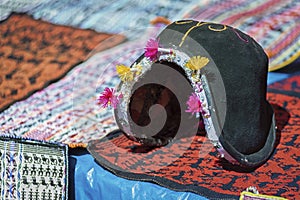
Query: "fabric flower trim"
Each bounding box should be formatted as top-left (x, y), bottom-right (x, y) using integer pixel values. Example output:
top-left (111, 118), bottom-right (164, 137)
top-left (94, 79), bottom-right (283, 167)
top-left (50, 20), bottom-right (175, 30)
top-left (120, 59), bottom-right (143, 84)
top-left (185, 56), bottom-right (209, 71)
top-left (144, 38), bottom-right (173, 61)
top-left (145, 38), bottom-right (159, 61)
top-left (98, 87), bottom-right (123, 109)
top-left (186, 92), bottom-right (207, 116)
top-left (186, 92), bottom-right (203, 115)
top-left (116, 63), bottom-right (143, 82)
top-left (116, 65), bottom-right (134, 82)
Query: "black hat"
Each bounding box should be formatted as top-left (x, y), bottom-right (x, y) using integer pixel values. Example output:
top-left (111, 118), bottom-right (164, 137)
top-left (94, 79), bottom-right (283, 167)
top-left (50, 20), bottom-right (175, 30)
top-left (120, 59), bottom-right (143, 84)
top-left (98, 20), bottom-right (276, 168)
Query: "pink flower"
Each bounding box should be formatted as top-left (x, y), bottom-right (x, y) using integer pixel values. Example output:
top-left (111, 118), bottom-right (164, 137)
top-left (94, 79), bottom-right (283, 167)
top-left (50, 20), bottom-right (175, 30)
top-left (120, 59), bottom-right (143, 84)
top-left (186, 93), bottom-right (203, 115)
top-left (145, 38), bottom-right (159, 61)
top-left (98, 87), bottom-right (122, 109)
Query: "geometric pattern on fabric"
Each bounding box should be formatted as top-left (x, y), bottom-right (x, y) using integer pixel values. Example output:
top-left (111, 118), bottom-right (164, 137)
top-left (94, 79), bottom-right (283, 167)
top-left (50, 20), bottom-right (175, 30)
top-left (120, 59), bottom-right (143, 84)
top-left (0, 135), bottom-right (68, 200)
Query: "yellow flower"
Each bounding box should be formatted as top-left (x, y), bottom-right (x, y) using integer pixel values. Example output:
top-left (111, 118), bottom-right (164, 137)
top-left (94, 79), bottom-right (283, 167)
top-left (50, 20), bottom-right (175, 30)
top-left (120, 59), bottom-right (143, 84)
top-left (185, 56), bottom-right (209, 70)
top-left (116, 65), bottom-right (134, 82)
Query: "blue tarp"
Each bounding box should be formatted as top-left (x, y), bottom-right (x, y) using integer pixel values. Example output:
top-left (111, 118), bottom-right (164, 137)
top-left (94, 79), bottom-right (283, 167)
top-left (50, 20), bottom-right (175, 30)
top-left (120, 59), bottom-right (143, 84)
top-left (71, 154), bottom-right (208, 200)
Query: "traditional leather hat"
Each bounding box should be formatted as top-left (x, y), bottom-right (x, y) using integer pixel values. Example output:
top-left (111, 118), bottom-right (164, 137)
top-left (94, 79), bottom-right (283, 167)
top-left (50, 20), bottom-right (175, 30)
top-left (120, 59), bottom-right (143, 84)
top-left (98, 20), bottom-right (276, 168)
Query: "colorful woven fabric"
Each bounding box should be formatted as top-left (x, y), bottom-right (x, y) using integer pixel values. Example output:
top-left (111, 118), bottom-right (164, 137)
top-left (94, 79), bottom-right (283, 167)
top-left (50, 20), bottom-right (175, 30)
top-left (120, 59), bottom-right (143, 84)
top-left (27, 0), bottom-right (196, 38)
top-left (182, 0), bottom-right (300, 71)
top-left (2, 1), bottom-right (298, 69)
top-left (23, 0), bottom-right (300, 70)
top-left (0, 27), bottom-right (160, 147)
top-left (87, 72), bottom-right (300, 199)
top-left (0, 13), bottom-right (125, 112)
top-left (0, 135), bottom-right (68, 200)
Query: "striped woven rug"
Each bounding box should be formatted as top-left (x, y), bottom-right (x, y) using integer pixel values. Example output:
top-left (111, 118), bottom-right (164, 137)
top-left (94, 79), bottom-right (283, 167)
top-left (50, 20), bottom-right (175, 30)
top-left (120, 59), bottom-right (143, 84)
top-left (23, 0), bottom-right (300, 71)
top-left (183, 0), bottom-right (300, 71)
top-left (27, 0), bottom-right (196, 39)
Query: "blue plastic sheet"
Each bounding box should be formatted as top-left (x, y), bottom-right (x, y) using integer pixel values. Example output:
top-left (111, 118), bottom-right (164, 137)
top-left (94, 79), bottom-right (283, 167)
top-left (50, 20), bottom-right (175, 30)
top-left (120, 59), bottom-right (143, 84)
top-left (267, 72), bottom-right (289, 84)
top-left (71, 154), bottom-right (208, 200)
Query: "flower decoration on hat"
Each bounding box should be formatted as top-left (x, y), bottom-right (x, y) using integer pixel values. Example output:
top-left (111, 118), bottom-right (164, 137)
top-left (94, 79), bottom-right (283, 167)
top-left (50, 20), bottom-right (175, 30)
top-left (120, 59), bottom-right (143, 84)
top-left (145, 38), bottom-right (159, 61)
top-left (98, 87), bottom-right (123, 109)
top-left (185, 56), bottom-right (209, 71)
top-left (116, 63), bottom-right (143, 82)
top-left (144, 38), bottom-right (174, 61)
top-left (116, 65), bottom-right (134, 82)
top-left (186, 92), bottom-right (203, 115)
top-left (98, 37), bottom-right (210, 119)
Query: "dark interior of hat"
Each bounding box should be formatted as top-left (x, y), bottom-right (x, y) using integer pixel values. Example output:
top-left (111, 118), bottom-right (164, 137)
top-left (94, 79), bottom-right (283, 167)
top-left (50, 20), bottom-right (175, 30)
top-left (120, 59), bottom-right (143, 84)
top-left (128, 61), bottom-right (197, 146)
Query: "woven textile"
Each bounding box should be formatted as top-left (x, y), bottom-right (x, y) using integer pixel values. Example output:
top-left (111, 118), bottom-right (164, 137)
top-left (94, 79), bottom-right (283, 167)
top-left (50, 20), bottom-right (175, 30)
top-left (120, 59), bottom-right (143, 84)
top-left (27, 0), bottom-right (196, 38)
top-left (2, 1), bottom-right (298, 70)
top-left (0, 27), bottom-right (160, 147)
top-left (24, 0), bottom-right (300, 70)
top-left (183, 0), bottom-right (300, 71)
top-left (0, 13), bottom-right (125, 112)
top-left (0, 135), bottom-right (68, 200)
